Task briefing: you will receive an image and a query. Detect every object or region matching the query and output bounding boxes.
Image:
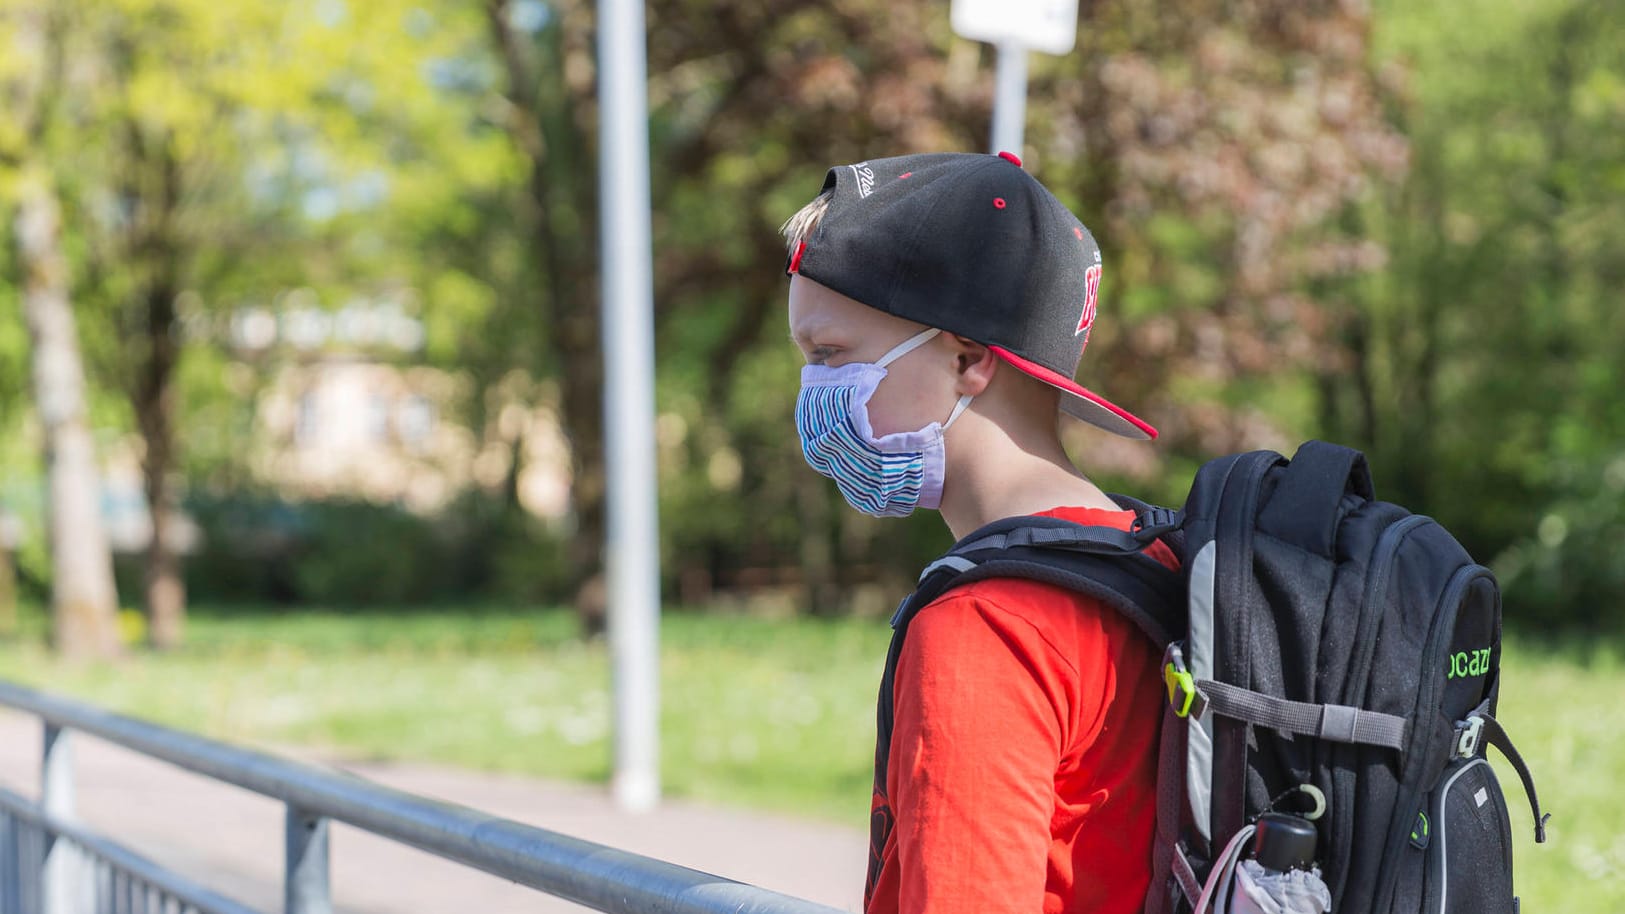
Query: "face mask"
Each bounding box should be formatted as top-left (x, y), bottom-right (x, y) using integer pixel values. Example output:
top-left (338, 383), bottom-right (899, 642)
top-left (795, 328), bottom-right (974, 518)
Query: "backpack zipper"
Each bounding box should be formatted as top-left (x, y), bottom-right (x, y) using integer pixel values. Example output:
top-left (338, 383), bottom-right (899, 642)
top-left (1342, 514), bottom-right (1430, 706)
top-left (1372, 562), bottom-right (1495, 914)
top-left (1430, 757), bottom-right (1489, 914)
top-left (1329, 513), bottom-right (1428, 908)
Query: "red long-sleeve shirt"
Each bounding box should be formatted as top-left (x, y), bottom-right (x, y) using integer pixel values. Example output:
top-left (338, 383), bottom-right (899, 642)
top-left (865, 506), bottom-right (1174, 914)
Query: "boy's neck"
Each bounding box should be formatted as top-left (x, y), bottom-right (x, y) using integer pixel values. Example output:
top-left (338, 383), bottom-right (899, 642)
top-left (938, 420), bottom-right (1119, 540)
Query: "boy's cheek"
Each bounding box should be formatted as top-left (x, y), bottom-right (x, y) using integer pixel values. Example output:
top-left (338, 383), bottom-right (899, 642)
top-left (867, 385), bottom-right (939, 438)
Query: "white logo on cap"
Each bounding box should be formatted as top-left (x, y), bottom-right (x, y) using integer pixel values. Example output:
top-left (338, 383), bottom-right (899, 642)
top-left (849, 163), bottom-right (876, 199)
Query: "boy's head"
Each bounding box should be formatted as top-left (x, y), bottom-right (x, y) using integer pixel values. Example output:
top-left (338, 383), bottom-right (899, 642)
top-left (782, 151), bottom-right (1155, 442)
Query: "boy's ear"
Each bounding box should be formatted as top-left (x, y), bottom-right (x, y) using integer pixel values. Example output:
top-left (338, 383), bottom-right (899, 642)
top-left (948, 334), bottom-right (998, 397)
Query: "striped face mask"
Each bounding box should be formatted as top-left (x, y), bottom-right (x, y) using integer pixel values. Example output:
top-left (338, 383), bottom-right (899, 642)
top-left (796, 328), bottom-right (974, 518)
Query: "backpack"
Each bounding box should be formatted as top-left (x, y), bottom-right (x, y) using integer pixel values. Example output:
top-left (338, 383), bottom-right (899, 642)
top-left (874, 440), bottom-right (1548, 914)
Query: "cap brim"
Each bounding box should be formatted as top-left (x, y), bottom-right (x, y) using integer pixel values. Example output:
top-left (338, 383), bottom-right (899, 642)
top-left (988, 346), bottom-right (1157, 440)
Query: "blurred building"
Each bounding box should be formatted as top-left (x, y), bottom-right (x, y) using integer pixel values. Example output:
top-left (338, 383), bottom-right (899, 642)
top-left (226, 291), bottom-right (572, 519)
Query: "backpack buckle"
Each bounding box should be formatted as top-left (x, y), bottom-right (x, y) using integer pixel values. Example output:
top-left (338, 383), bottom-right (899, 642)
top-left (1132, 507), bottom-right (1184, 540)
top-left (1454, 715), bottom-right (1484, 759)
top-left (1163, 644), bottom-right (1203, 719)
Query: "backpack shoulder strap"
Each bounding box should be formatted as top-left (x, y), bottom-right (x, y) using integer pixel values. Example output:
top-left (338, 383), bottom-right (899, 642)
top-left (937, 513), bottom-right (1168, 564)
top-left (874, 516), bottom-right (1186, 791)
top-left (898, 513), bottom-right (1185, 645)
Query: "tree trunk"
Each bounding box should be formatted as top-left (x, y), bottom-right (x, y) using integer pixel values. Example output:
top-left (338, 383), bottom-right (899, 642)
top-left (141, 423), bottom-right (185, 649)
top-left (489, 0), bottom-right (608, 635)
top-left (558, 333), bottom-right (607, 635)
top-left (525, 181), bottom-right (609, 632)
top-left (795, 464), bottom-right (837, 617)
top-left (130, 141), bottom-right (187, 650)
top-left (16, 167), bottom-right (122, 660)
top-left (0, 544), bottom-right (16, 637)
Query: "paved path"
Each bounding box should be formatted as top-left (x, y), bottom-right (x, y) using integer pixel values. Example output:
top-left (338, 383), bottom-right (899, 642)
top-left (0, 710), bottom-right (866, 913)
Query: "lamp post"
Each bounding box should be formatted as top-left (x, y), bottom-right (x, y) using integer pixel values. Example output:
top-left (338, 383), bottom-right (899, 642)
top-left (598, 0), bottom-right (661, 812)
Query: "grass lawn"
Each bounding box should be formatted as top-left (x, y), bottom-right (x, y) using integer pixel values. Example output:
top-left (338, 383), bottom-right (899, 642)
top-left (1491, 635), bottom-right (1625, 911)
top-left (0, 607), bottom-right (892, 822)
top-left (0, 606), bottom-right (1617, 910)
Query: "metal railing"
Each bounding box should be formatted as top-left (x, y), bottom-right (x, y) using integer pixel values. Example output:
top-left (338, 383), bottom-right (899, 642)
top-left (0, 680), bottom-right (845, 914)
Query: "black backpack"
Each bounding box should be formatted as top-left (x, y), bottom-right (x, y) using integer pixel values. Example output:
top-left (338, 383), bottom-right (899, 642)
top-left (874, 440), bottom-right (1548, 914)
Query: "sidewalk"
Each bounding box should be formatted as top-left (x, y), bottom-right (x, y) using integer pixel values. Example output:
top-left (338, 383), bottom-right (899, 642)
top-left (0, 710), bottom-right (865, 913)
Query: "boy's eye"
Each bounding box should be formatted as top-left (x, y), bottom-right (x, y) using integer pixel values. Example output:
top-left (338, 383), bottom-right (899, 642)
top-left (808, 346), bottom-right (839, 365)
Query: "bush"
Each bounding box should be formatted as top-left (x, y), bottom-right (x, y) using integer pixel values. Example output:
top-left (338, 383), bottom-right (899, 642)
top-left (185, 493), bottom-right (455, 606)
top-left (291, 499), bottom-right (456, 605)
top-left (437, 490), bottom-right (579, 605)
top-left (1494, 454), bottom-right (1625, 631)
top-left (184, 492), bottom-right (305, 603)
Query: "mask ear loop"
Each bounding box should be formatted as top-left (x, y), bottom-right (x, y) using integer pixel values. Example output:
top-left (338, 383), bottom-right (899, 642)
top-left (873, 329), bottom-right (974, 431)
top-left (874, 328), bottom-right (941, 369)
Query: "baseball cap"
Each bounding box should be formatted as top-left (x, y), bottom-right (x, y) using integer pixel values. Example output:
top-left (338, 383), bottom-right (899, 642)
top-left (785, 151), bottom-right (1156, 440)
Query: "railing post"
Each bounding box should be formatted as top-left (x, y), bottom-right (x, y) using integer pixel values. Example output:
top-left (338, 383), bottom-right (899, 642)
top-left (284, 805), bottom-right (331, 914)
top-left (2, 800), bottom-right (18, 914)
top-left (40, 723), bottom-right (73, 914)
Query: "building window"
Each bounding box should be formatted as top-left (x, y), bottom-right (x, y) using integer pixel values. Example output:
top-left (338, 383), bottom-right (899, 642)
top-left (365, 393), bottom-right (392, 444)
top-left (295, 390), bottom-right (320, 448)
top-left (398, 395), bottom-right (434, 452)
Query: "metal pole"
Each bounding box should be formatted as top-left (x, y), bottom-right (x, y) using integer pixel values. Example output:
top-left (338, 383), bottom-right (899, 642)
top-left (990, 40), bottom-right (1029, 156)
top-left (284, 805), bottom-right (331, 914)
top-left (597, 0), bottom-right (661, 812)
top-left (1, 809), bottom-right (17, 914)
top-left (40, 724), bottom-right (72, 914)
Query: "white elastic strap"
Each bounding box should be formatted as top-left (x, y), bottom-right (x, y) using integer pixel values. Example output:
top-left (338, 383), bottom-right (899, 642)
top-left (874, 328), bottom-right (940, 368)
top-left (1192, 824), bottom-right (1256, 914)
top-left (943, 394), bottom-right (974, 429)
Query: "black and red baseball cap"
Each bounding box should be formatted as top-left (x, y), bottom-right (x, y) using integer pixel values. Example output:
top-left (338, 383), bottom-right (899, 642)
top-left (786, 151), bottom-right (1155, 440)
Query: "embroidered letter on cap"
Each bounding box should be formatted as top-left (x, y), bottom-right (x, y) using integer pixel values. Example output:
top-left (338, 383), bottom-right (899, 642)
top-left (1075, 264), bottom-right (1102, 339)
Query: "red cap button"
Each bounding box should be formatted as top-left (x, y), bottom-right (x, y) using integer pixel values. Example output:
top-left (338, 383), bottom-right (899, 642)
top-left (997, 151), bottom-right (1022, 167)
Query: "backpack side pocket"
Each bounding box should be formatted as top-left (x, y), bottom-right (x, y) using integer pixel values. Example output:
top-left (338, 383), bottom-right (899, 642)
top-left (1425, 757), bottom-right (1515, 914)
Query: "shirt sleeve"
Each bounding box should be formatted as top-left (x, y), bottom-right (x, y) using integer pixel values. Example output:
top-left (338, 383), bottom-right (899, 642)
top-left (889, 591), bottom-right (1079, 914)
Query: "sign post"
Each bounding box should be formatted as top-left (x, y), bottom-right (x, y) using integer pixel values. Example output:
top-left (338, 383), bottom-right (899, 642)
top-left (950, 0), bottom-right (1080, 156)
top-left (990, 43), bottom-right (1030, 158)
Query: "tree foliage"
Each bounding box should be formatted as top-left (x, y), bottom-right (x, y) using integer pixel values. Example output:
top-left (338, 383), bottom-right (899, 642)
top-left (1336, 0), bottom-right (1625, 627)
top-left (0, 0), bottom-right (1615, 630)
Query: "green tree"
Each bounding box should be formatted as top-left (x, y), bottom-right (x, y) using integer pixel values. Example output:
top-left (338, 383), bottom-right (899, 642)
top-left (0, 4), bottom-right (122, 658)
top-left (29, 0), bottom-right (505, 640)
top-left (642, 0), bottom-right (1409, 609)
top-left (42, 0), bottom-right (323, 646)
top-left (453, 0), bottom-right (990, 622)
top-left (1336, 0), bottom-right (1624, 626)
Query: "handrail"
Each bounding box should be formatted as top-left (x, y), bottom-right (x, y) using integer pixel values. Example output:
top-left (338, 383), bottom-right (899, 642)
top-left (0, 786), bottom-right (261, 914)
top-left (0, 680), bottom-right (846, 914)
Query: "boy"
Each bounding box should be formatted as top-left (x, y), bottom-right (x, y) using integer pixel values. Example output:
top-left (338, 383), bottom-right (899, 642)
top-left (781, 152), bottom-right (1176, 914)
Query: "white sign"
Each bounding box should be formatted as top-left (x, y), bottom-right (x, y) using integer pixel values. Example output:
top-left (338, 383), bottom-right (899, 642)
top-left (951, 0), bottom-right (1079, 56)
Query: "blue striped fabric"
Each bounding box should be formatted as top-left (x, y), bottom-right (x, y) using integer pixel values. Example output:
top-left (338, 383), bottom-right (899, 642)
top-left (796, 378), bottom-right (931, 518)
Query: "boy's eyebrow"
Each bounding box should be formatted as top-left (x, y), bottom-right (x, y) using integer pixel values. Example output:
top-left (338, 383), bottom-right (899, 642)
top-left (790, 315), bottom-right (840, 344)
top-left (788, 325), bottom-right (823, 346)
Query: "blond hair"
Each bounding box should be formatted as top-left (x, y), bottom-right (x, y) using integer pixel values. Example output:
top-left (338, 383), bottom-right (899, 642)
top-left (779, 190), bottom-right (832, 258)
